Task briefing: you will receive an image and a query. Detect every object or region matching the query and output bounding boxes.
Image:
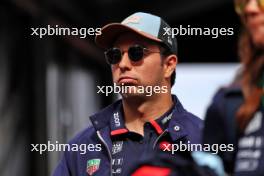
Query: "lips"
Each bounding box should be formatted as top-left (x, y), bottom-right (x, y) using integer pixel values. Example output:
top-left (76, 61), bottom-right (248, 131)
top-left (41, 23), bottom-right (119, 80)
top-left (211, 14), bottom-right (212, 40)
top-left (118, 76), bottom-right (137, 84)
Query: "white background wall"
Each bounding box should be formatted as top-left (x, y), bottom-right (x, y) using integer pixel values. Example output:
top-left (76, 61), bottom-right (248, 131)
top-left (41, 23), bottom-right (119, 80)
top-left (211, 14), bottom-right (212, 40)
top-left (172, 63), bottom-right (240, 119)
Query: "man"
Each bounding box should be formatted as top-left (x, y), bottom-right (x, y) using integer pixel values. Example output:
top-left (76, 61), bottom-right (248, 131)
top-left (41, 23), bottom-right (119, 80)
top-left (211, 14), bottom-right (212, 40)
top-left (53, 12), bottom-right (202, 176)
top-left (203, 0), bottom-right (264, 175)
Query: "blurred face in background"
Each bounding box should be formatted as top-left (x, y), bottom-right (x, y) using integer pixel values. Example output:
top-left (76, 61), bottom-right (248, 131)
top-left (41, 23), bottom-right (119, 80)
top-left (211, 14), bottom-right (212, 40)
top-left (235, 0), bottom-right (264, 48)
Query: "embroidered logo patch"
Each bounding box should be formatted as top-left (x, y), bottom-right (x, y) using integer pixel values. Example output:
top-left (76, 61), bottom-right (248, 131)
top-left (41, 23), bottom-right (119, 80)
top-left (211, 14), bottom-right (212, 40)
top-left (112, 141), bottom-right (123, 155)
top-left (87, 159), bottom-right (101, 175)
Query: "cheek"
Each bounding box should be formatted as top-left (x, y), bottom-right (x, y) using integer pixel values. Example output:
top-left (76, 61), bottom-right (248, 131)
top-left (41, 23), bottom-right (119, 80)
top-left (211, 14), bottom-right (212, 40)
top-left (138, 60), bottom-right (164, 83)
top-left (111, 67), bottom-right (119, 82)
top-left (250, 29), bottom-right (264, 48)
top-left (246, 20), bottom-right (264, 47)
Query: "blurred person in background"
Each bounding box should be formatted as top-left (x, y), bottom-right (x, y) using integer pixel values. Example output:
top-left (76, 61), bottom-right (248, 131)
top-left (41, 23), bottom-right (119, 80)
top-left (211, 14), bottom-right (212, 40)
top-left (53, 12), bottom-right (204, 176)
top-left (203, 0), bottom-right (264, 175)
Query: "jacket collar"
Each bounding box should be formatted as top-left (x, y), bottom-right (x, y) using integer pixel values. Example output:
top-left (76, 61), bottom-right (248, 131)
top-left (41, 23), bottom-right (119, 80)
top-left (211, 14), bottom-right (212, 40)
top-left (90, 95), bottom-right (190, 142)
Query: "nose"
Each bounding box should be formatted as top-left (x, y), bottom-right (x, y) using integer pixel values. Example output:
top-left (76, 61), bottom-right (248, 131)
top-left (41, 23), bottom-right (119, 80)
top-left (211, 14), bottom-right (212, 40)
top-left (118, 51), bottom-right (132, 72)
top-left (244, 0), bottom-right (261, 15)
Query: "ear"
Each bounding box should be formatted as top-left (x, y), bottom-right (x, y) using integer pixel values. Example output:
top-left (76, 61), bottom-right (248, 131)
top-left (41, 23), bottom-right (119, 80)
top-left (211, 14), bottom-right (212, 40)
top-left (163, 54), bottom-right (177, 79)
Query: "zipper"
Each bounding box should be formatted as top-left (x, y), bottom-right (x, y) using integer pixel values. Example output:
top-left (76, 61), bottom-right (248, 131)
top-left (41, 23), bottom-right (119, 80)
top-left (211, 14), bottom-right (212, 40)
top-left (153, 129), bottom-right (168, 149)
top-left (96, 131), bottom-right (113, 176)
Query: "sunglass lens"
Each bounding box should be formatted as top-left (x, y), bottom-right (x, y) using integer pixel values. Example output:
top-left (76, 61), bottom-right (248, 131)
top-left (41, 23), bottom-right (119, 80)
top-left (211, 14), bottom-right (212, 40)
top-left (128, 45), bottom-right (144, 62)
top-left (105, 48), bottom-right (122, 64)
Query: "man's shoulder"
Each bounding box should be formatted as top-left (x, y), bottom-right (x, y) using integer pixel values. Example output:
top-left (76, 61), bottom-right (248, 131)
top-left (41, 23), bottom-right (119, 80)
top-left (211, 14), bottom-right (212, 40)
top-left (211, 86), bottom-right (243, 104)
top-left (172, 95), bottom-right (203, 129)
top-left (181, 111), bottom-right (203, 144)
top-left (66, 100), bottom-right (123, 144)
top-left (170, 98), bottom-right (203, 143)
top-left (67, 125), bottom-right (97, 145)
top-left (183, 111), bottom-right (203, 128)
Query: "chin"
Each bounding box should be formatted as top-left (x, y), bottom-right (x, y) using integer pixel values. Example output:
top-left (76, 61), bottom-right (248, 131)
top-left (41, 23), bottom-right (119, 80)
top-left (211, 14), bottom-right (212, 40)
top-left (121, 93), bottom-right (141, 99)
top-left (120, 92), bottom-right (152, 99)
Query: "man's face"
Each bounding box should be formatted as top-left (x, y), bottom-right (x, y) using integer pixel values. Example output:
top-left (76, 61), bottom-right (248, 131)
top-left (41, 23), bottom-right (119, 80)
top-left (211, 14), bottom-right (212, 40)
top-left (110, 32), bottom-right (171, 97)
top-left (242, 0), bottom-right (264, 48)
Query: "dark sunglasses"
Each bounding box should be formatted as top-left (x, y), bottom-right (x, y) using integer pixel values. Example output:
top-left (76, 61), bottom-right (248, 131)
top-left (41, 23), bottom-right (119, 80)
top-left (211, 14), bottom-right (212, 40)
top-left (104, 44), bottom-right (161, 65)
top-left (235, 0), bottom-right (264, 15)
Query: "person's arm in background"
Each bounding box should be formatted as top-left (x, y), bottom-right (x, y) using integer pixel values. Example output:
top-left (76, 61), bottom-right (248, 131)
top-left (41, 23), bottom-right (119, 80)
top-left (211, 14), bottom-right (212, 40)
top-left (203, 88), bottom-right (237, 174)
top-left (203, 88), bottom-right (226, 147)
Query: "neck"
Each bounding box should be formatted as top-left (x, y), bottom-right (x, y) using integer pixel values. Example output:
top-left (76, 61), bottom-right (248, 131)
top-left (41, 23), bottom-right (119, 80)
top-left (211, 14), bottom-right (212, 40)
top-left (122, 93), bottom-right (173, 135)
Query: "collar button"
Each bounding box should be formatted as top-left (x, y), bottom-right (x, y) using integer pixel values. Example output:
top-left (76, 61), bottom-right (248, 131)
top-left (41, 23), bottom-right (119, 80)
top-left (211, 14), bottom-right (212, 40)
top-left (174, 125), bottom-right (180, 131)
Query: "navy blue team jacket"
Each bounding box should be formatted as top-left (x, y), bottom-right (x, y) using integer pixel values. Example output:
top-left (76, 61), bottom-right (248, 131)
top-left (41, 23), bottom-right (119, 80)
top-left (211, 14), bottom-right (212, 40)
top-left (53, 95), bottom-right (203, 176)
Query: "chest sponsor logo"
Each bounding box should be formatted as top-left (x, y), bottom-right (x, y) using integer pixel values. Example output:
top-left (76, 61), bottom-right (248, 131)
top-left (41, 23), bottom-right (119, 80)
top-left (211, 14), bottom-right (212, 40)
top-left (112, 141), bottom-right (123, 155)
top-left (236, 111), bottom-right (264, 173)
top-left (87, 159), bottom-right (101, 175)
top-left (112, 158), bottom-right (123, 165)
top-left (112, 168), bottom-right (122, 174)
top-left (245, 111), bottom-right (262, 135)
top-left (112, 158), bottom-right (124, 175)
